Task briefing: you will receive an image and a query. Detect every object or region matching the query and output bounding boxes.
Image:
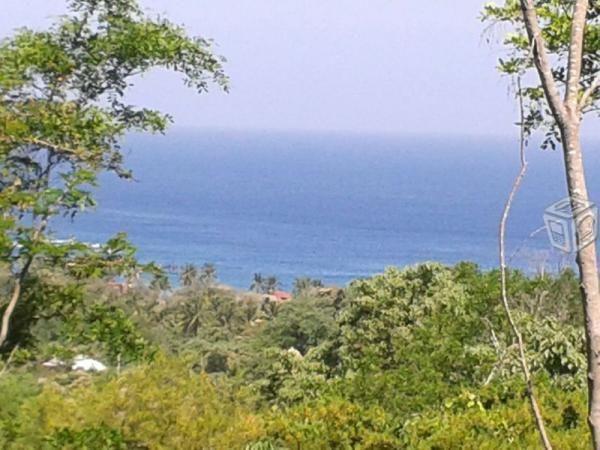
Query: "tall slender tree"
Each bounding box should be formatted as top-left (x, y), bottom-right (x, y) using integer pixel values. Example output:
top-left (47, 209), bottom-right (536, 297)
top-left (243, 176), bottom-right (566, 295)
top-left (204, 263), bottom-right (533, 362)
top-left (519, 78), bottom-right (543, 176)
top-left (484, 1), bottom-right (600, 446)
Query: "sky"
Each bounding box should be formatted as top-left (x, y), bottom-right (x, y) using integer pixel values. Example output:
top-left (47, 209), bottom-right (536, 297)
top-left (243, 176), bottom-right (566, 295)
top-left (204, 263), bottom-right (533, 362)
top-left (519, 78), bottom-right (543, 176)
top-left (1, 0), bottom-right (518, 136)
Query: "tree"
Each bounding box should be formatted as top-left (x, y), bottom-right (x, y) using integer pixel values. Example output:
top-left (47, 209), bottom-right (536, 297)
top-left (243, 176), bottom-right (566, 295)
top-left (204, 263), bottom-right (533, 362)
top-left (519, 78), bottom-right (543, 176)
top-left (251, 273), bottom-right (279, 294)
top-left (337, 264), bottom-right (469, 371)
top-left (292, 277), bottom-right (323, 296)
top-left (199, 263), bottom-right (217, 287)
top-left (150, 271), bottom-right (171, 293)
top-left (180, 263), bottom-right (198, 288)
top-left (251, 273), bottom-right (264, 293)
top-left (259, 296), bottom-right (336, 355)
top-left (0, 0), bottom-right (227, 348)
top-left (179, 293), bottom-right (205, 337)
top-left (483, 1), bottom-right (600, 446)
top-left (173, 289), bottom-right (242, 338)
top-left (264, 276), bottom-right (280, 295)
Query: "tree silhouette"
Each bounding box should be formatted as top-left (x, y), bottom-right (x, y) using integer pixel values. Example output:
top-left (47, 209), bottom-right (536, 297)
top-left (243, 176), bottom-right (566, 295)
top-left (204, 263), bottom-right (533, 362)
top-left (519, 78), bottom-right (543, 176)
top-left (293, 277), bottom-right (324, 296)
top-left (199, 263), bottom-right (217, 287)
top-left (180, 264), bottom-right (198, 287)
top-left (264, 276), bottom-right (280, 295)
top-left (250, 273), bottom-right (264, 293)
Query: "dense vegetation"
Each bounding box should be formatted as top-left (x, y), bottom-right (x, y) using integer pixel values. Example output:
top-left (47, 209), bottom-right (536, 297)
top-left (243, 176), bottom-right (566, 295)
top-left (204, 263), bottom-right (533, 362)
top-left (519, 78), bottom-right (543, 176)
top-left (1, 0), bottom-right (597, 448)
top-left (0, 261), bottom-right (591, 449)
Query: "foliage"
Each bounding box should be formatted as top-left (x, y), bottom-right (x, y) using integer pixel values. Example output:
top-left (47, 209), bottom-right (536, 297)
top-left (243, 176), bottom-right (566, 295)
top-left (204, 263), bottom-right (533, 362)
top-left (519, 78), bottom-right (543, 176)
top-left (10, 356), bottom-right (264, 449)
top-left (251, 273), bottom-right (280, 294)
top-left (0, 0), bottom-right (226, 348)
top-left (255, 347), bottom-right (330, 405)
top-left (401, 380), bottom-right (588, 449)
top-left (0, 373), bottom-right (40, 445)
top-left (3, 271), bottom-right (155, 364)
top-left (337, 263), bottom-right (470, 370)
top-left (263, 395), bottom-right (401, 449)
top-left (0, 262), bottom-right (593, 448)
top-left (292, 277), bottom-right (324, 297)
top-left (482, 1), bottom-right (600, 147)
top-left (259, 295), bottom-right (337, 355)
top-left (46, 425), bottom-right (142, 450)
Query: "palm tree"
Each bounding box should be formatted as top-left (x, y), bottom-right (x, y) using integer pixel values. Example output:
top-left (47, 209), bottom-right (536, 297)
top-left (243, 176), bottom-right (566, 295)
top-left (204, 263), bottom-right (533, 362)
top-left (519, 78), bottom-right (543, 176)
top-left (293, 277), bottom-right (323, 296)
top-left (264, 276), bottom-right (279, 295)
top-left (199, 263), bottom-right (217, 287)
top-left (150, 272), bottom-right (171, 292)
top-left (179, 294), bottom-right (204, 336)
top-left (180, 263), bottom-right (198, 287)
top-left (250, 273), bottom-right (264, 293)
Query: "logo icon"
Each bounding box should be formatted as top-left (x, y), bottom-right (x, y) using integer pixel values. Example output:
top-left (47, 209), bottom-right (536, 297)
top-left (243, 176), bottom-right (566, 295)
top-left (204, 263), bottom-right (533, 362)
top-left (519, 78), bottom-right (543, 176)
top-left (544, 196), bottom-right (598, 253)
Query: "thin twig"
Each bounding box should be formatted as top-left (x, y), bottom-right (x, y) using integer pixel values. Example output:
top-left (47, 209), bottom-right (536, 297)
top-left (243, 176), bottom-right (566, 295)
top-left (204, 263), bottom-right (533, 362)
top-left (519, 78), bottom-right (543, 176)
top-left (507, 225), bottom-right (547, 264)
top-left (482, 317), bottom-right (506, 386)
top-left (499, 77), bottom-right (553, 450)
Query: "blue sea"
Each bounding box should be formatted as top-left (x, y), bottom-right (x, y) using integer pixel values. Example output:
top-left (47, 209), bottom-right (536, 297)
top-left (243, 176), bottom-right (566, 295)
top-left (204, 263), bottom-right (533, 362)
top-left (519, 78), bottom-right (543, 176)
top-left (55, 129), bottom-right (600, 289)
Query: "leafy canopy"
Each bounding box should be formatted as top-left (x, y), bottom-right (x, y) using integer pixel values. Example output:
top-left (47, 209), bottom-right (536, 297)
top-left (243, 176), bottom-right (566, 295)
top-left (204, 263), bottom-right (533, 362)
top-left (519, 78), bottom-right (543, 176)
top-left (483, 0), bottom-right (600, 147)
top-left (0, 0), bottom-right (228, 342)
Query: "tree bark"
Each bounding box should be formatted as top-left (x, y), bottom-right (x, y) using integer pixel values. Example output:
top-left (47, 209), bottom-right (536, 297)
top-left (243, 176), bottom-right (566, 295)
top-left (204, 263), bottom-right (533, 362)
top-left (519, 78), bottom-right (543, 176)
top-left (0, 280), bottom-right (23, 348)
top-left (0, 256), bottom-right (32, 349)
top-left (561, 124), bottom-right (600, 449)
top-left (0, 216), bottom-right (48, 349)
top-left (518, 0), bottom-right (600, 445)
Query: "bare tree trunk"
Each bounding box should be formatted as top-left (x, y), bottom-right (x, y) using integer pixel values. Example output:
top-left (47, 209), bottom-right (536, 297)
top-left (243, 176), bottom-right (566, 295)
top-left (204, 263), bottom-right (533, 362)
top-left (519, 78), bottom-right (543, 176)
top-left (561, 125), bottom-right (600, 448)
top-left (518, 0), bottom-right (600, 445)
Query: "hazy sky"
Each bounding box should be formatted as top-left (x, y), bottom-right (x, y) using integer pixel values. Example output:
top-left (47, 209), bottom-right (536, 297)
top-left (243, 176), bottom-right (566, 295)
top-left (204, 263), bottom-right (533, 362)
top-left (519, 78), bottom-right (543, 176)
top-left (1, 1), bottom-right (518, 136)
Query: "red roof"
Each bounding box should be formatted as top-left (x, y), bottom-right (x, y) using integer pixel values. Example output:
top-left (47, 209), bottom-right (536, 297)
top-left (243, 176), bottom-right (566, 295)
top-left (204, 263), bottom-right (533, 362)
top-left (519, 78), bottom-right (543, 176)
top-left (273, 291), bottom-right (292, 301)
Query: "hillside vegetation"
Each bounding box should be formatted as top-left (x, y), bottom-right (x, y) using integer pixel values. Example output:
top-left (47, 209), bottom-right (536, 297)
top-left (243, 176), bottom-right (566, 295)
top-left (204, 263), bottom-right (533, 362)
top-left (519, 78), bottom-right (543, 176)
top-left (0, 262), bottom-right (590, 449)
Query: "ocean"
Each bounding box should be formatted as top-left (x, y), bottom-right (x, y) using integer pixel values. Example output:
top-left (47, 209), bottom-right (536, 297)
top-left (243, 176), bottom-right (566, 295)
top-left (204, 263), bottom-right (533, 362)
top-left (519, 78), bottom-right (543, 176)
top-left (55, 129), bottom-right (600, 289)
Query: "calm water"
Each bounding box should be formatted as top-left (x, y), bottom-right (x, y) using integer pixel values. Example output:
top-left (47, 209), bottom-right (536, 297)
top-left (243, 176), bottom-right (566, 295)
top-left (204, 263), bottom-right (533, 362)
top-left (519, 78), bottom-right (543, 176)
top-left (55, 129), bottom-right (600, 289)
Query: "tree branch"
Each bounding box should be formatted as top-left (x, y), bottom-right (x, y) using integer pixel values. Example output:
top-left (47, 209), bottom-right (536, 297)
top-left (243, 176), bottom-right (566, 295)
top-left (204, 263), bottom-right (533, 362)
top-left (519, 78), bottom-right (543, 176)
top-left (0, 136), bottom-right (80, 157)
top-left (0, 215), bottom-right (50, 349)
top-left (519, 0), bottom-right (568, 124)
top-left (499, 77), bottom-right (553, 450)
top-left (566, 0), bottom-right (591, 113)
top-left (0, 257), bottom-right (32, 349)
top-left (580, 75), bottom-right (600, 110)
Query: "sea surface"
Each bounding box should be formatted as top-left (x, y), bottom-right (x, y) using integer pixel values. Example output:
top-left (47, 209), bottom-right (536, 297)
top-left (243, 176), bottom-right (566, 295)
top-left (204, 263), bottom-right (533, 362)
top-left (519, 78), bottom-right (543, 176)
top-left (55, 129), bottom-right (600, 289)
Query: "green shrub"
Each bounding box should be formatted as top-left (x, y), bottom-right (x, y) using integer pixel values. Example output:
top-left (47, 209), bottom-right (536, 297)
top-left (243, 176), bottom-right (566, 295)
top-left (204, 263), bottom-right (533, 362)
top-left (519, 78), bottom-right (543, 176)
top-left (46, 425), bottom-right (144, 450)
top-left (11, 356), bottom-right (265, 449)
top-left (264, 395), bottom-right (400, 449)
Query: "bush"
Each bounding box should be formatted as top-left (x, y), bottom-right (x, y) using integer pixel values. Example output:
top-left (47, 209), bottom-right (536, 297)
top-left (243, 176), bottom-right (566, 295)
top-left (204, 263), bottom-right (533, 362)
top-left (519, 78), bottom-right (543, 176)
top-left (264, 395), bottom-right (400, 449)
top-left (10, 356), bottom-right (265, 449)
